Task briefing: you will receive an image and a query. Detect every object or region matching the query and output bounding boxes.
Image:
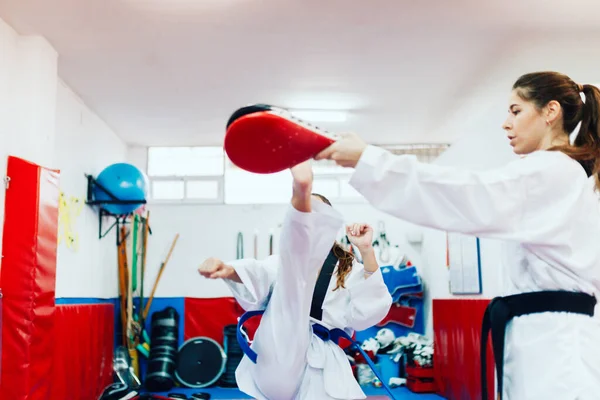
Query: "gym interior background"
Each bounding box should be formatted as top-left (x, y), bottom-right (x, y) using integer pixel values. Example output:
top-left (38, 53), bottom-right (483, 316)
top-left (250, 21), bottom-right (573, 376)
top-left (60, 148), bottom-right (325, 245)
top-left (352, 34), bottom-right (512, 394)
top-left (1, 1), bottom-right (600, 400)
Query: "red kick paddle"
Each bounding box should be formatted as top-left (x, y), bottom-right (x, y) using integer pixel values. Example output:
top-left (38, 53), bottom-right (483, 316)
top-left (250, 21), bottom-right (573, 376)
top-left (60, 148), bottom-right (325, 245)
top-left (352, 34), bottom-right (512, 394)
top-left (224, 104), bottom-right (337, 174)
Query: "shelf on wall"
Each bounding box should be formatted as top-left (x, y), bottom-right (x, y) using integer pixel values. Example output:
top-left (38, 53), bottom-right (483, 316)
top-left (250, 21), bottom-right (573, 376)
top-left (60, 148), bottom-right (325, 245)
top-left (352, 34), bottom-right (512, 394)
top-left (84, 173), bottom-right (150, 244)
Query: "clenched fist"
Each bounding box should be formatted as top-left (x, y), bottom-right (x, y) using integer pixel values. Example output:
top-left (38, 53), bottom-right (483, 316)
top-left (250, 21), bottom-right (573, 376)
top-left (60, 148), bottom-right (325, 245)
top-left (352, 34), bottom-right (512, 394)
top-left (346, 223), bottom-right (374, 252)
top-left (198, 257), bottom-right (241, 283)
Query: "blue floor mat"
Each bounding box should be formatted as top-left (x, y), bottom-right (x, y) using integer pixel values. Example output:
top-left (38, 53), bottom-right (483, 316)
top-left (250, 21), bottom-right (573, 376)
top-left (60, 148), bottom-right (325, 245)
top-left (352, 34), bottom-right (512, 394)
top-left (150, 385), bottom-right (446, 399)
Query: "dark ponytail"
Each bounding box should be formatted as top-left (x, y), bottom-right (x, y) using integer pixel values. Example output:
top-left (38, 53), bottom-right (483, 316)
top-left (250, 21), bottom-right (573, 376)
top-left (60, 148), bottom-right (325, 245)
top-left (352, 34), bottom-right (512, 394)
top-left (311, 192), bottom-right (354, 290)
top-left (574, 85), bottom-right (600, 190)
top-left (513, 72), bottom-right (600, 190)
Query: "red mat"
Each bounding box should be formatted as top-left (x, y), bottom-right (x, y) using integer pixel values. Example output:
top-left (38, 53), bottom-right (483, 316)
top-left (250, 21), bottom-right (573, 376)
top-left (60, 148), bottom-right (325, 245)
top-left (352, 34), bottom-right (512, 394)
top-left (0, 156), bottom-right (60, 400)
top-left (184, 297), bottom-right (260, 344)
top-left (51, 304), bottom-right (114, 400)
top-left (433, 299), bottom-right (494, 400)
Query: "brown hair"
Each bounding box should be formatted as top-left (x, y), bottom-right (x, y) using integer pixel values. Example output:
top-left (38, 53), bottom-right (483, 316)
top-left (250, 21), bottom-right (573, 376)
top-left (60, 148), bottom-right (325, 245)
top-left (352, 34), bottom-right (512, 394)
top-left (311, 193), bottom-right (354, 290)
top-left (512, 71), bottom-right (600, 190)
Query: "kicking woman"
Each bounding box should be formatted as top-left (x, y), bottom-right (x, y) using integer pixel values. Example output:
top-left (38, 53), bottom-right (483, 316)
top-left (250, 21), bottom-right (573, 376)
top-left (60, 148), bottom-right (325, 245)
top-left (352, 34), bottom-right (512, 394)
top-left (198, 161), bottom-right (392, 400)
top-left (315, 71), bottom-right (600, 399)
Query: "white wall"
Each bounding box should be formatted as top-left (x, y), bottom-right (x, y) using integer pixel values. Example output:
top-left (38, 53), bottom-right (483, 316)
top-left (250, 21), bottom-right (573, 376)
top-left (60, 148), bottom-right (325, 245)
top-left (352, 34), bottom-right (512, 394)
top-left (141, 200), bottom-right (425, 299)
top-left (0, 16), bottom-right (127, 299)
top-left (53, 81), bottom-right (127, 298)
top-left (0, 17), bottom-right (58, 255)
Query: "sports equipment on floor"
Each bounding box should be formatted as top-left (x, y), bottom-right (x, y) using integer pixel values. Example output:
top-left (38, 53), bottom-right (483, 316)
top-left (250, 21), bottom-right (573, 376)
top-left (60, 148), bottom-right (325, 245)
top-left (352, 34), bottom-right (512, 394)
top-left (145, 307), bottom-right (180, 392)
top-left (175, 337), bottom-right (226, 388)
top-left (98, 383), bottom-right (138, 400)
top-left (220, 324), bottom-right (243, 387)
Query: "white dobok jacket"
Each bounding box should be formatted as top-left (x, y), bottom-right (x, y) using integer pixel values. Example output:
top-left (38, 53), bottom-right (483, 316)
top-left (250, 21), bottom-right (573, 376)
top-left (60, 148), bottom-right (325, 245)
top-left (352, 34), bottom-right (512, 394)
top-left (349, 145), bottom-right (600, 399)
top-left (225, 199), bottom-right (393, 399)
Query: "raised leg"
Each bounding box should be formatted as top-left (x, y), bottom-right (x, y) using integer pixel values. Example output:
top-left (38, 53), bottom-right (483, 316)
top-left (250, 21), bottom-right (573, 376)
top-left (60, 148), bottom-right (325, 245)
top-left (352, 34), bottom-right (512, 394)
top-left (251, 200), bottom-right (343, 399)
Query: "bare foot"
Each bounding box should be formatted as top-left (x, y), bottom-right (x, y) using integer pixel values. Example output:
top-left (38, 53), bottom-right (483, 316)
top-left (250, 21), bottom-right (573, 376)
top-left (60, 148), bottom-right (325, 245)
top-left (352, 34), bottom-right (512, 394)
top-left (290, 161), bottom-right (313, 212)
top-left (291, 160), bottom-right (313, 189)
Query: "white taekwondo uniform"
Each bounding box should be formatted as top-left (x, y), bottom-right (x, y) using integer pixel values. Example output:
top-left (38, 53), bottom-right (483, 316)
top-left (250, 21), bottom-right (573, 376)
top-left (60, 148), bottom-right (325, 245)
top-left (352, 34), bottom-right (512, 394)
top-left (224, 199), bottom-right (393, 400)
top-left (348, 145), bottom-right (600, 399)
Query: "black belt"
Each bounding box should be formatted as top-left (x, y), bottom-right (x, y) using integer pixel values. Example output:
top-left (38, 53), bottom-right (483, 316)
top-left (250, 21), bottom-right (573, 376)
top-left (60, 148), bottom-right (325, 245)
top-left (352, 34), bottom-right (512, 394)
top-left (481, 290), bottom-right (596, 400)
top-left (310, 248), bottom-right (338, 321)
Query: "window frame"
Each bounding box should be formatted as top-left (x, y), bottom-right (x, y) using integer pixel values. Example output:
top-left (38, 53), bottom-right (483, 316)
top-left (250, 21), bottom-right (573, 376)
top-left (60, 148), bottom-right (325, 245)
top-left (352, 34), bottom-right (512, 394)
top-left (144, 143), bottom-right (449, 205)
top-left (146, 146), bottom-right (226, 204)
top-left (149, 176), bottom-right (225, 204)
top-left (310, 172), bottom-right (368, 205)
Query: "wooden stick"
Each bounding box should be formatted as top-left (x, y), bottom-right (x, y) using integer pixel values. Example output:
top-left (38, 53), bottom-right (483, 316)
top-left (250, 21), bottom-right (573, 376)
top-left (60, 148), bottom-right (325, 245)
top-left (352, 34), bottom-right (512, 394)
top-left (127, 224), bottom-right (134, 348)
top-left (142, 233), bottom-right (179, 319)
top-left (118, 225), bottom-right (129, 346)
top-left (139, 211), bottom-right (150, 327)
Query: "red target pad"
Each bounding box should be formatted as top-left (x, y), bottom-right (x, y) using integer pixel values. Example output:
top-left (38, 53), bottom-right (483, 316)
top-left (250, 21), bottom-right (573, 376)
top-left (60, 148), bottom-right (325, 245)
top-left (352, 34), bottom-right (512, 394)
top-left (224, 104), bottom-right (337, 174)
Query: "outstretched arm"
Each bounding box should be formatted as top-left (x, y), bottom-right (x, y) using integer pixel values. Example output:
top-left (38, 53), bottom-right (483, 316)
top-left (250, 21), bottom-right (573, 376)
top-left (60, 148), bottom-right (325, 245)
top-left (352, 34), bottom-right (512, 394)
top-left (198, 256), bottom-right (279, 311)
top-left (347, 145), bottom-right (528, 238)
top-left (318, 134), bottom-right (574, 244)
top-left (198, 257), bottom-right (242, 283)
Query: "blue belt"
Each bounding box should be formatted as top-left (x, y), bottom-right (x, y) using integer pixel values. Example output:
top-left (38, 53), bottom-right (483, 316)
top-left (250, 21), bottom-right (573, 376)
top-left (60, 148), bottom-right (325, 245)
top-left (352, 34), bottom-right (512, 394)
top-left (237, 310), bottom-right (398, 399)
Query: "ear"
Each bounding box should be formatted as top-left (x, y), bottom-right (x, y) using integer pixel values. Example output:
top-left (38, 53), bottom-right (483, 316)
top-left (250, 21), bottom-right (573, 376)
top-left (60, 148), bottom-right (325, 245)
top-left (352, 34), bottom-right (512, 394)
top-left (545, 100), bottom-right (562, 124)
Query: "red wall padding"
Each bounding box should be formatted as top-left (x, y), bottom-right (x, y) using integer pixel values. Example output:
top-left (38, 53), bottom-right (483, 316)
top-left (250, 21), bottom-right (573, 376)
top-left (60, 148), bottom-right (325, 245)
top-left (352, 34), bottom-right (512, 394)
top-left (51, 304), bottom-right (115, 400)
top-left (432, 299), bottom-right (494, 400)
top-left (0, 156), bottom-right (60, 400)
top-left (184, 297), bottom-right (261, 344)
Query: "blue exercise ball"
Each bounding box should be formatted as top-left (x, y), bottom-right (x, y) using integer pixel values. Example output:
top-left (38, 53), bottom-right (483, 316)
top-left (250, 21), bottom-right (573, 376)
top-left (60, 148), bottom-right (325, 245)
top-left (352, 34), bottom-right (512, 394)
top-left (93, 163), bottom-right (149, 215)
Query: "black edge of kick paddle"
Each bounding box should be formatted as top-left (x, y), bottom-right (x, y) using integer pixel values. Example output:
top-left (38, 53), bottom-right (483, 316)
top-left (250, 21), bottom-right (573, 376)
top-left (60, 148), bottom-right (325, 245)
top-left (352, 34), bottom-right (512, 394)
top-left (226, 104), bottom-right (274, 128)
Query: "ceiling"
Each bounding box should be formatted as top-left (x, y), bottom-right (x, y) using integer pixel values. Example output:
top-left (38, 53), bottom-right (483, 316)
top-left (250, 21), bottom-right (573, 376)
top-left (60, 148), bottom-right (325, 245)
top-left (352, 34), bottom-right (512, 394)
top-left (3, 0), bottom-right (600, 147)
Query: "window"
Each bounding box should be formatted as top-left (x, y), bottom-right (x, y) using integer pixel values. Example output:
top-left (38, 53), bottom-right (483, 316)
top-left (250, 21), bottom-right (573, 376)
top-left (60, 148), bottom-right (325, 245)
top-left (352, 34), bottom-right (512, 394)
top-left (145, 144), bottom-right (450, 204)
top-left (311, 178), bottom-right (340, 199)
top-left (224, 169), bottom-right (292, 204)
top-left (385, 144), bottom-right (450, 163)
top-left (147, 146), bottom-right (224, 203)
top-left (223, 158), bottom-right (359, 204)
top-left (311, 160), bottom-right (354, 176)
top-left (152, 180), bottom-right (185, 200)
top-left (186, 180), bottom-right (220, 199)
top-left (147, 147), bottom-right (224, 177)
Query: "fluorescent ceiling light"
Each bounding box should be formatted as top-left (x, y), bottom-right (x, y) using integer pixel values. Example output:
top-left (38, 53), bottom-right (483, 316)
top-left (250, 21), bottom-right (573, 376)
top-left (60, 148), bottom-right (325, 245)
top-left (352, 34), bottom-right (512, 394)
top-left (290, 109), bottom-right (348, 123)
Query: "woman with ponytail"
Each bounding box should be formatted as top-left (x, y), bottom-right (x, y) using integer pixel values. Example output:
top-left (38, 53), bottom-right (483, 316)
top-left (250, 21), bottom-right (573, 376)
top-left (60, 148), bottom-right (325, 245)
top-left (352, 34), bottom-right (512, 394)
top-left (511, 73), bottom-right (600, 189)
top-left (316, 71), bottom-right (600, 399)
